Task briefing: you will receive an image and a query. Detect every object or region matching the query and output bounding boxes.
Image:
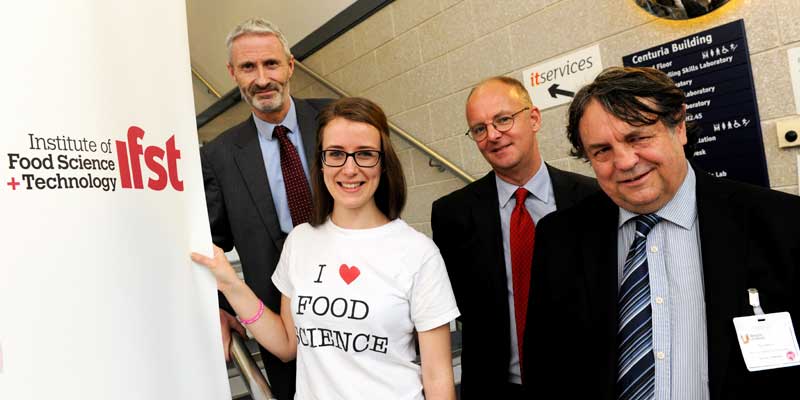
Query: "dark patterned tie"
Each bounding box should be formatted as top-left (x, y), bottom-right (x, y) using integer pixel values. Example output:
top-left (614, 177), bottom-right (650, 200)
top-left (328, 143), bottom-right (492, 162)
top-left (273, 125), bottom-right (312, 226)
top-left (617, 214), bottom-right (661, 400)
top-left (510, 187), bottom-right (534, 377)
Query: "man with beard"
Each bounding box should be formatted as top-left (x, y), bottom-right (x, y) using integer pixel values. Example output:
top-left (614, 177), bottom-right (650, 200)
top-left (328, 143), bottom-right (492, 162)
top-left (200, 18), bottom-right (331, 399)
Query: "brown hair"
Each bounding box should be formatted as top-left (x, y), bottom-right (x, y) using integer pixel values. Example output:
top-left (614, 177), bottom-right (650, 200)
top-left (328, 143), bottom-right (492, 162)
top-left (310, 97), bottom-right (406, 226)
top-left (566, 66), bottom-right (698, 159)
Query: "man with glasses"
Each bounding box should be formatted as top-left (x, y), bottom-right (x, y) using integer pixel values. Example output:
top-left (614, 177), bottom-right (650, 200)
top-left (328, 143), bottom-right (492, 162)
top-left (200, 18), bottom-right (331, 399)
top-left (524, 66), bottom-right (800, 400)
top-left (431, 76), bottom-right (596, 398)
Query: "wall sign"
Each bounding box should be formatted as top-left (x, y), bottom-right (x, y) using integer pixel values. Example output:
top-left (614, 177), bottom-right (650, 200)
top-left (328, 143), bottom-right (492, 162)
top-left (787, 47), bottom-right (800, 115)
top-left (522, 45), bottom-right (604, 111)
top-left (624, 19), bottom-right (769, 187)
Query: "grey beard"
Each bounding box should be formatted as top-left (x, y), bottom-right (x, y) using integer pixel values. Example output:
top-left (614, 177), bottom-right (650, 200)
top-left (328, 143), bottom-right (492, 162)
top-left (241, 83), bottom-right (289, 114)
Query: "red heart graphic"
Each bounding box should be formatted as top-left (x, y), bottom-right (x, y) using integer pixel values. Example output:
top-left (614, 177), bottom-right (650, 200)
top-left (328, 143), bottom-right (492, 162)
top-left (339, 264), bottom-right (360, 285)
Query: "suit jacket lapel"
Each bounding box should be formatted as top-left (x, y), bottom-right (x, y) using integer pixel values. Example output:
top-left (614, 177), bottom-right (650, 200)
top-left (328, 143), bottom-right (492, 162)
top-left (580, 192), bottom-right (621, 388)
top-left (294, 98), bottom-right (319, 166)
top-left (470, 172), bottom-right (511, 330)
top-left (232, 116), bottom-right (285, 247)
top-left (549, 165), bottom-right (616, 341)
top-left (548, 164), bottom-right (578, 209)
top-left (695, 169), bottom-right (746, 399)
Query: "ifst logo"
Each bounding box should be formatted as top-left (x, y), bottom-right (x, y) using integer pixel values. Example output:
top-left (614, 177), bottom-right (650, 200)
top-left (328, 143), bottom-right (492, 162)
top-left (115, 126), bottom-right (184, 191)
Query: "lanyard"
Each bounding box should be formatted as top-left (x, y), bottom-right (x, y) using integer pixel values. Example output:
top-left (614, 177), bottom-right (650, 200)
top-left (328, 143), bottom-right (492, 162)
top-left (748, 288), bottom-right (765, 316)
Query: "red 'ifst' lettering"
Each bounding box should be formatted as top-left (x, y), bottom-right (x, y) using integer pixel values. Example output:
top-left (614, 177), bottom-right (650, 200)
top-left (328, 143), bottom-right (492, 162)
top-left (115, 126), bottom-right (184, 191)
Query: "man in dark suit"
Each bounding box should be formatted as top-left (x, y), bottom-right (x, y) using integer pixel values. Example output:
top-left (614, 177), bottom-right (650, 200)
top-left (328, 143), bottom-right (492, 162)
top-left (524, 66), bottom-right (800, 399)
top-left (200, 18), bottom-right (331, 400)
top-left (431, 76), bottom-right (596, 399)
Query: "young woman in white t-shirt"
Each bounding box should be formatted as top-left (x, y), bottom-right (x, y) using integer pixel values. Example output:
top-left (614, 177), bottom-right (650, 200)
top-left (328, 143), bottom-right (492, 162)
top-left (192, 97), bottom-right (459, 399)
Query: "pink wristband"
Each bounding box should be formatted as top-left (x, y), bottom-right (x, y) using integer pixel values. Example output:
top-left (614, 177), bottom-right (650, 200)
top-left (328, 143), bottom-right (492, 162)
top-left (238, 300), bottom-right (265, 325)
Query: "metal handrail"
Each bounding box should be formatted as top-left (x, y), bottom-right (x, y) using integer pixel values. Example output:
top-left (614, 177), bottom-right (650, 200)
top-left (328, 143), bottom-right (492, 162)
top-left (227, 259), bottom-right (273, 399)
top-left (230, 332), bottom-right (275, 400)
top-left (294, 61), bottom-right (475, 183)
top-left (192, 67), bottom-right (223, 99)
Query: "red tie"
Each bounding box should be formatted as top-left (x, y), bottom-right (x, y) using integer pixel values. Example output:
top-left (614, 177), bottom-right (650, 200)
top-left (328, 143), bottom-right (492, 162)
top-left (510, 187), bottom-right (535, 375)
top-left (273, 125), bottom-right (312, 226)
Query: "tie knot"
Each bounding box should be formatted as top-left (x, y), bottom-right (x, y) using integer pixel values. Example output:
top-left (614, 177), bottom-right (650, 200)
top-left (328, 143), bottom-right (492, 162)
top-left (273, 125), bottom-right (290, 140)
top-left (514, 187), bottom-right (529, 205)
top-left (634, 214), bottom-right (661, 237)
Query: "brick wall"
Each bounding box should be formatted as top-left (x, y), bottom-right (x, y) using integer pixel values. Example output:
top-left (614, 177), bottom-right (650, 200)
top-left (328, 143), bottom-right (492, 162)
top-left (285, 0), bottom-right (800, 235)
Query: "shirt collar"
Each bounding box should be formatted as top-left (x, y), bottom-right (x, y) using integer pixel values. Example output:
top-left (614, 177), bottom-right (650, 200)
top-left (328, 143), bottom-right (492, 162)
top-left (496, 160), bottom-right (551, 209)
top-left (253, 97), bottom-right (298, 140)
top-left (618, 161), bottom-right (697, 230)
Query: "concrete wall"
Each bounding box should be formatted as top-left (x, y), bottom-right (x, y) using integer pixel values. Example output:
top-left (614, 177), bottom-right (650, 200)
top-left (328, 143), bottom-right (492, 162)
top-left (284, 0), bottom-right (800, 235)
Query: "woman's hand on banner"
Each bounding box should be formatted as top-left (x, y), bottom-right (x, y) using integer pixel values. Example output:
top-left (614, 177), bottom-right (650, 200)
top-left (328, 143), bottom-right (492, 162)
top-left (191, 246), bottom-right (240, 292)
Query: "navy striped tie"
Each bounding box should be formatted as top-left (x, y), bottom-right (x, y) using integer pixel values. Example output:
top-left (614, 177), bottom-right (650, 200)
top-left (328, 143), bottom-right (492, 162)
top-left (617, 214), bottom-right (661, 400)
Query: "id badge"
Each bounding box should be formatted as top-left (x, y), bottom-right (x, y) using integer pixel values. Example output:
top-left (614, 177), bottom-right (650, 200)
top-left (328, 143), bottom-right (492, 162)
top-left (733, 312), bottom-right (800, 371)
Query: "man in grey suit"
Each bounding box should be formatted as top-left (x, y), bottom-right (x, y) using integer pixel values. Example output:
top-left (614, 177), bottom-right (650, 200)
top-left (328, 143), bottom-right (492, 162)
top-left (200, 18), bottom-right (331, 400)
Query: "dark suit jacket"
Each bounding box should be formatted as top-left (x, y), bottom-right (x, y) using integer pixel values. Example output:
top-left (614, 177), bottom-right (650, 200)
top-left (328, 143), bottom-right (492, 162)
top-left (431, 165), bottom-right (597, 398)
top-left (524, 168), bottom-right (800, 399)
top-left (200, 97), bottom-right (331, 400)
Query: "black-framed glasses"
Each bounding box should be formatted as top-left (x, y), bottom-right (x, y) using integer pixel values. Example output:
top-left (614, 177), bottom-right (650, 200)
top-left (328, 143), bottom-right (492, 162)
top-left (464, 107), bottom-right (530, 142)
top-left (321, 149), bottom-right (383, 167)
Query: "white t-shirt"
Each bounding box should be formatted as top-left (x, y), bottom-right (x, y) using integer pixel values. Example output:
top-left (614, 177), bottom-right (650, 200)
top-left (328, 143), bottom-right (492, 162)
top-left (272, 218), bottom-right (460, 400)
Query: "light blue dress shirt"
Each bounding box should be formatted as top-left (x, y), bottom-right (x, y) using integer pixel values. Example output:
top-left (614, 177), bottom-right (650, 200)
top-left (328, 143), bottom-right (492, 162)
top-left (496, 160), bottom-right (556, 384)
top-left (252, 98), bottom-right (312, 234)
top-left (617, 165), bottom-right (710, 400)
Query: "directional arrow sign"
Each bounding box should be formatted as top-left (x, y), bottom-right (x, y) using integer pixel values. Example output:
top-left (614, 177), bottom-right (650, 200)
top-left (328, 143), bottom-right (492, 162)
top-left (548, 83), bottom-right (574, 99)
top-left (521, 45), bottom-right (603, 110)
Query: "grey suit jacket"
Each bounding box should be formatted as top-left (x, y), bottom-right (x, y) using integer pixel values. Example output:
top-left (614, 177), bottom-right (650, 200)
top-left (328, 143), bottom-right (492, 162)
top-left (199, 98), bottom-right (331, 399)
top-left (200, 97), bottom-right (331, 313)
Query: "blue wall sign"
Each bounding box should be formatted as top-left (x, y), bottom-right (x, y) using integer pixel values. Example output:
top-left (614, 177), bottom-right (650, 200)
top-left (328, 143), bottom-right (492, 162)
top-left (623, 19), bottom-right (769, 187)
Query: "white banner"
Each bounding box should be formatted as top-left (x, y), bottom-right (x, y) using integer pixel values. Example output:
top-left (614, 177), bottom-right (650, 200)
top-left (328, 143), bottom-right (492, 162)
top-left (0, 2), bottom-right (229, 399)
